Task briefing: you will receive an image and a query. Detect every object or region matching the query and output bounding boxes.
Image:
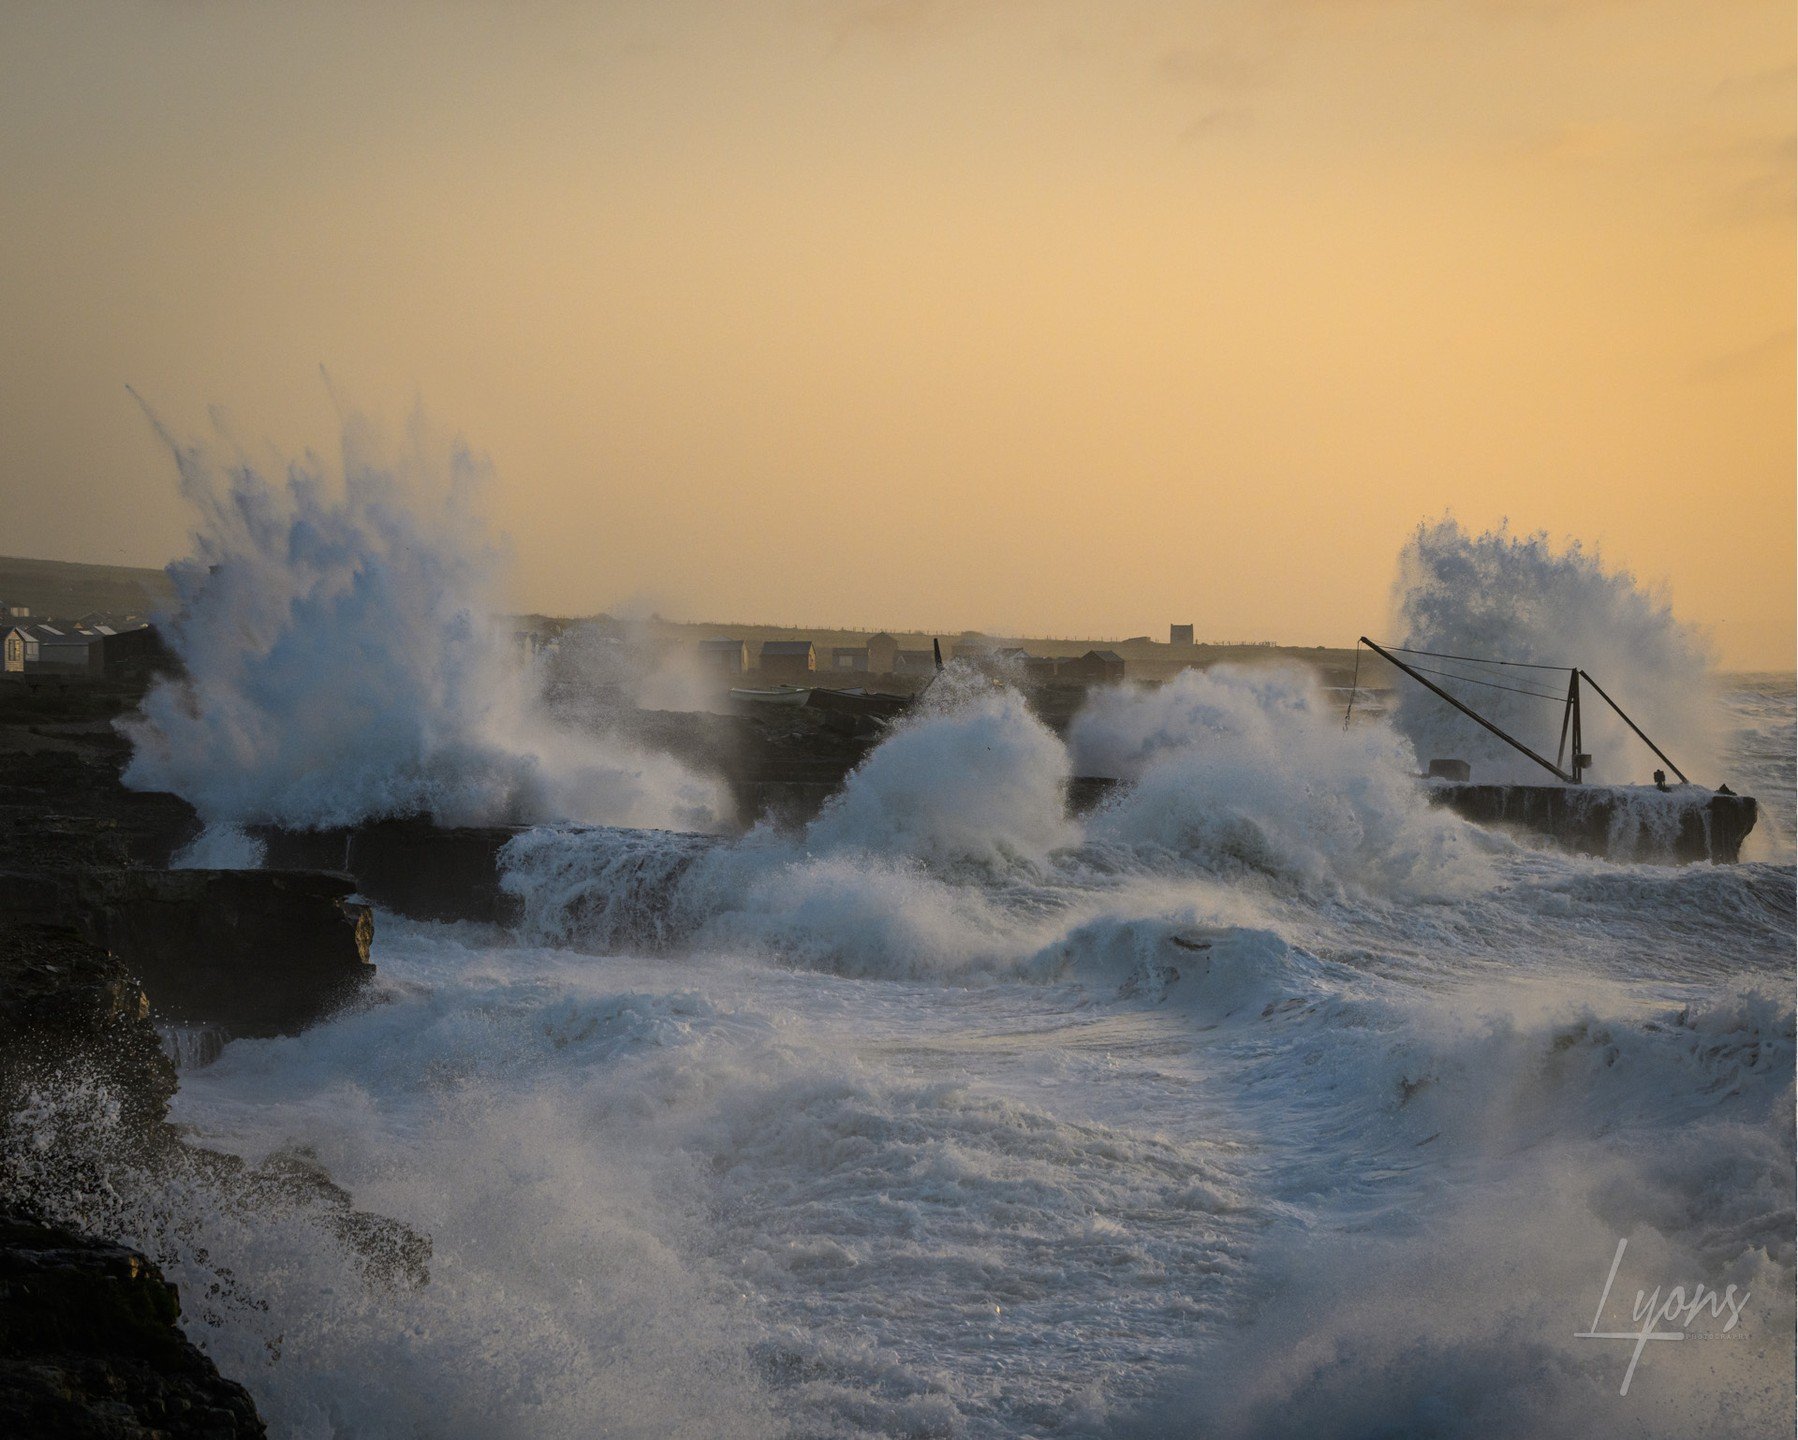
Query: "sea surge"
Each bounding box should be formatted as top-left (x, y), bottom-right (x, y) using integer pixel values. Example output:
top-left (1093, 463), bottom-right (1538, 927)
top-left (57, 481), bottom-right (1795, 1437)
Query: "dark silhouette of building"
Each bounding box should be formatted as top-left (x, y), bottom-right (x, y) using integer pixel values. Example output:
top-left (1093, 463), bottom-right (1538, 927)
top-left (697, 637), bottom-right (749, 676)
top-left (866, 632), bottom-right (898, 674)
top-left (1057, 650), bottom-right (1126, 685)
top-left (759, 640), bottom-right (816, 683)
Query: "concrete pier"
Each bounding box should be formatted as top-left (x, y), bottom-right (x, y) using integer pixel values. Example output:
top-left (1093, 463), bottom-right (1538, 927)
top-left (1423, 782), bottom-right (1757, 864)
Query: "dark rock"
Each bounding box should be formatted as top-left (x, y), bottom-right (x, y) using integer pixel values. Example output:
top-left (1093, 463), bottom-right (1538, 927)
top-left (0, 715), bottom-right (201, 878)
top-left (240, 1146), bottom-right (431, 1291)
top-left (75, 870), bottom-right (374, 1038)
top-left (0, 1207), bottom-right (266, 1439)
top-left (1066, 776), bottom-right (1120, 816)
top-left (727, 780), bottom-right (841, 830)
top-left (258, 819), bottom-right (525, 923)
top-left (345, 819), bottom-right (523, 923)
top-left (0, 923), bottom-right (175, 1140)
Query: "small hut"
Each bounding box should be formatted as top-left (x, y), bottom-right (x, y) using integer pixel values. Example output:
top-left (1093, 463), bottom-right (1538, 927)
top-left (866, 632), bottom-right (899, 674)
top-left (698, 637), bottom-right (749, 676)
top-left (759, 640), bottom-right (817, 683)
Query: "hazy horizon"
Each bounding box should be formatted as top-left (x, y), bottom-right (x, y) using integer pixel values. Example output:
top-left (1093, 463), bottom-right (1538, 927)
top-left (2, 1), bottom-right (1791, 667)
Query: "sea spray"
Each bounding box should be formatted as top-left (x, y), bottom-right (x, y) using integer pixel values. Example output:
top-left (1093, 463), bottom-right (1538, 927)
top-left (806, 685), bottom-right (1077, 875)
top-left (502, 670), bottom-right (1492, 972)
top-left (170, 822), bottom-right (267, 870)
top-left (500, 686), bottom-right (1081, 973)
top-left (120, 407), bottom-right (729, 834)
top-left (1070, 663), bottom-right (1495, 896)
top-left (1115, 986), bottom-right (1795, 1440)
top-left (541, 607), bottom-right (729, 719)
top-left (1390, 520), bottom-right (1721, 788)
top-left (501, 824), bottom-right (718, 952)
top-left (680, 685), bottom-right (1085, 976)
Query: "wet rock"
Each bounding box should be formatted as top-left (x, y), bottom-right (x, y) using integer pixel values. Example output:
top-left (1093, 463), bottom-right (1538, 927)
top-left (76, 870), bottom-right (374, 1038)
top-left (0, 1207), bottom-right (266, 1439)
top-left (0, 923), bottom-right (175, 1140)
top-left (257, 819), bottom-right (523, 923)
top-left (341, 819), bottom-right (521, 923)
top-left (242, 1146), bottom-right (431, 1291)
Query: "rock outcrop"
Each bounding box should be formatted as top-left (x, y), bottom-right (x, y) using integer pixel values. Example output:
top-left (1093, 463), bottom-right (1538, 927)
top-left (0, 927), bottom-right (264, 1435)
top-left (0, 673), bottom-right (430, 1438)
top-left (0, 922), bottom-right (175, 1142)
top-left (258, 818), bottom-right (523, 924)
top-left (0, 1208), bottom-right (267, 1439)
top-left (77, 869), bottom-right (374, 1038)
top-left (0, 922), bottom-right (430, 1436)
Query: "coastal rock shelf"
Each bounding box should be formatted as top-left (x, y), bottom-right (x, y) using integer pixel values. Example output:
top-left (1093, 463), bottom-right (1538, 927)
top-left (78, 869), bottom-right (376, 1037)
top-left (0, 922), bottom-right (176, 1138)
top-left (257, 819), bottom-right (525, 924)
top-left (0, 923), bottom-right (423, 1439)
top-left (0, 1209), bottom-right (267, 1440)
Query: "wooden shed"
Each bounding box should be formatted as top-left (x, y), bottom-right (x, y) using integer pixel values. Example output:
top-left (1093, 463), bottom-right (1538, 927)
top-left (1057, 649), bottom-right (1126, 685)
top-left (759, 640), bottom-right (816, 682)
top-left (698, 637), bottom-right (749, 676)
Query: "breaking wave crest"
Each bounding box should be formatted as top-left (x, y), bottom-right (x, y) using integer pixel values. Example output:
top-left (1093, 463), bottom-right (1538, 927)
top-left (503, 668), bottom-right (1501, 976)
top-left (1072, 664), bottom-right (1496, 897)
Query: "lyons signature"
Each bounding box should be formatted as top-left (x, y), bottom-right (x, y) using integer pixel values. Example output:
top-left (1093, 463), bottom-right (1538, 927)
top-left (1575, 1237), bottom-right (1750, 1395)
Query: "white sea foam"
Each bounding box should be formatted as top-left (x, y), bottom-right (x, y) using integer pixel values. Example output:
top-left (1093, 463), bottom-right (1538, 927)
top-left (500, 686), bottom-right (1088, 976)
top-left (120, 407), bottom-right (728, 833)
top-left (170, 821), bottom-right (267, 870)
top-left (1072, 663), bottom-right (1496, 897)
top-left (806, 686), bottom-right (1077, 875)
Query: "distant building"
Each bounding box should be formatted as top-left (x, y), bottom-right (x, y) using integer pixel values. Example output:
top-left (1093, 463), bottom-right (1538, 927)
top-left (1170, 624), bottom-right (1194, 646)
top-left (19, 623), bottom-right (102, 674)
top-left (893, 648), bottom-right (938, 676)
top-left (1, 617), bottom-right (160, 676)
top-left (759, 639), bottom-right (816, 682)
top-left (1057, 649), bottom-right (1126, 685)
top-left (2, 624), bottom-right (29, 672)
top-left (866, 632), bottom-right (898, 674)
top-left (698, 637), bottom-right (749, 676)
top-left (830, 646), bottom-right (869, 672)
top-left (1022, 655), bottom-right (1059, 686)
top-left (93, 622), bottom-right (164, 676)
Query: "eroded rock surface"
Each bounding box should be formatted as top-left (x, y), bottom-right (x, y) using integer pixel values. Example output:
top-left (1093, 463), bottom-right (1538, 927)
top-left (0, 1208), bottom-right (267, 1440)
top-left (77, 869), bottom-right (374, 1037)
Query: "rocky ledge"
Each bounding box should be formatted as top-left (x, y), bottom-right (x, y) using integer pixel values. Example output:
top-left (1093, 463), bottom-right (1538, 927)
top-left (0, 668), bottom-right (412, 1438)
top-left (0, 1208), bottom-right (267, 1440)
top-left (0, 921), bottom-right (429, 1436)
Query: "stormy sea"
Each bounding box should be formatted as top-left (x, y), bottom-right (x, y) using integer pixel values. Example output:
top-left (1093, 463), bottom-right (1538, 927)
top-left (13, 429), bottom-right (1795, 1438)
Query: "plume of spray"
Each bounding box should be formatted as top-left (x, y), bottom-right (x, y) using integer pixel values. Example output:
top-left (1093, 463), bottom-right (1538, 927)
top-left (542, 606), bottom-right (727, 717)
top-left (1070, 663), bottom-right (1494, 896)
top-left (121, 396), bottom-right (729, 834)
top-left (805, 676), bottom-right (1078, 874)
top-left (670, 676), bottom-right (1079, 976)
top-left (1389, 519), bottom-right (1721, 787)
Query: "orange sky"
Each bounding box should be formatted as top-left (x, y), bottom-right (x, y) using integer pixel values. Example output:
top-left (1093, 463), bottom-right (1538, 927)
top-left (2, 1), bottom-right (1792, 666)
